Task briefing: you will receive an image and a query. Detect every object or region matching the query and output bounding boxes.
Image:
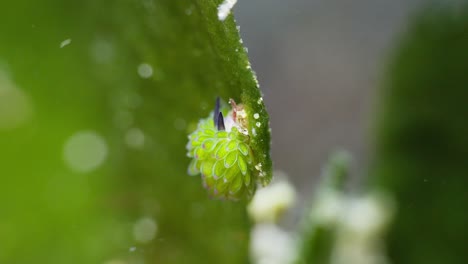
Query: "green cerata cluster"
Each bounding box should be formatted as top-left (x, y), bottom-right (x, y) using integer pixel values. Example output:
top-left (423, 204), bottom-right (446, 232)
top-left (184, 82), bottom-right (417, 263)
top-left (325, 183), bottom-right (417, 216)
top-left (186, 98), bottom-right (256, 200)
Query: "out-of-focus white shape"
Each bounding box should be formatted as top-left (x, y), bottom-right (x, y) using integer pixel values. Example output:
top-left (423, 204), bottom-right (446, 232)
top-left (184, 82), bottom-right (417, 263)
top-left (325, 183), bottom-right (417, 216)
top-left (133, 217), bottom-right (158, 244)
top-left (340, 193), bottom-right (395, 240)
top-left (248, 174), bottom-right (296, 223)
top-left (60, 38), bottom-right (72, 48)
top-left (254, 163), bottom-right (262, 171)
top-left (250, 224), bottom-right (295, 264)
top-left (331, 193), bottom-right (395, 264)
top-left (0, 72), bottom-right (32, 130)
top-left (63, 131), bottom-right (108, 173)
top-left (312, 190), bottom-right (344, 226)
top-left (125, 128), bottom-right (145, 149)
top-left (253, 113), bottom-right (260, 119)
top-left (217, 0), bottom-right (237, 21)
top-left (137, 63), bottom-right (153, 79)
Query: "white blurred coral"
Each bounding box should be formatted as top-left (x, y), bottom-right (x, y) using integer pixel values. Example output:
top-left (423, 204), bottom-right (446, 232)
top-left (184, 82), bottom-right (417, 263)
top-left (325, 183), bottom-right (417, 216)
top-left (250, 224), bottom-right (295, 264)
top-left (331, 193), bottom-right (395, 264)
top-left (248, 174), bottom-right (296, 223)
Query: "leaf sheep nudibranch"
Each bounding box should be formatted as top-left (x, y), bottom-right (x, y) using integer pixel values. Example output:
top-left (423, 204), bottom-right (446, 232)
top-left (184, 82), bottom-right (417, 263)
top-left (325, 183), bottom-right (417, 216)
top-left (186, 97), bottom-right (259, 200)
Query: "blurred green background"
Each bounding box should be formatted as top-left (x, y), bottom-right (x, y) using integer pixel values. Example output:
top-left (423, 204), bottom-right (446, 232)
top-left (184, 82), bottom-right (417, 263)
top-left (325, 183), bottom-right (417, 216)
top-left (0, 0), bottom-right (259, 263)
top-left (1, 0), bottom-right (468, 264)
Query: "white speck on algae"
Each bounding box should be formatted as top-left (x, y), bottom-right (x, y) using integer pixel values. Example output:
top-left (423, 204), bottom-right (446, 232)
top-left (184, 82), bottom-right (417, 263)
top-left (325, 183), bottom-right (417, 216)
top-left (252, 128), bottom-right (257, 136)
top-left (217, 0), bottom-right (238, 21)
top-left (133, 217), bottom-right (158, 244)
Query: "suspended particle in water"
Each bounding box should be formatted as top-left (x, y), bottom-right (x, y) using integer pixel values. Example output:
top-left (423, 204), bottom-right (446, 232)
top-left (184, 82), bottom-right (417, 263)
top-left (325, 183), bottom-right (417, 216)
top-left (60, 38), bottom-right (71, 48)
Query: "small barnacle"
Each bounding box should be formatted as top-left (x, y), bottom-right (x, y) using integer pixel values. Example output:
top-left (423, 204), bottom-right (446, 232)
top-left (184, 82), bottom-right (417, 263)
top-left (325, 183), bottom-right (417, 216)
top-left (186, 97), bottom-right (257, 200)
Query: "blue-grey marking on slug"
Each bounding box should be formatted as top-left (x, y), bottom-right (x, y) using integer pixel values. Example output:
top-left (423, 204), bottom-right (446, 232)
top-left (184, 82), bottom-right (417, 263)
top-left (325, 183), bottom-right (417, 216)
top-left (217, 112), bottom-right (225, 131)
top-left (214, 97), bottom-right (220, 126)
